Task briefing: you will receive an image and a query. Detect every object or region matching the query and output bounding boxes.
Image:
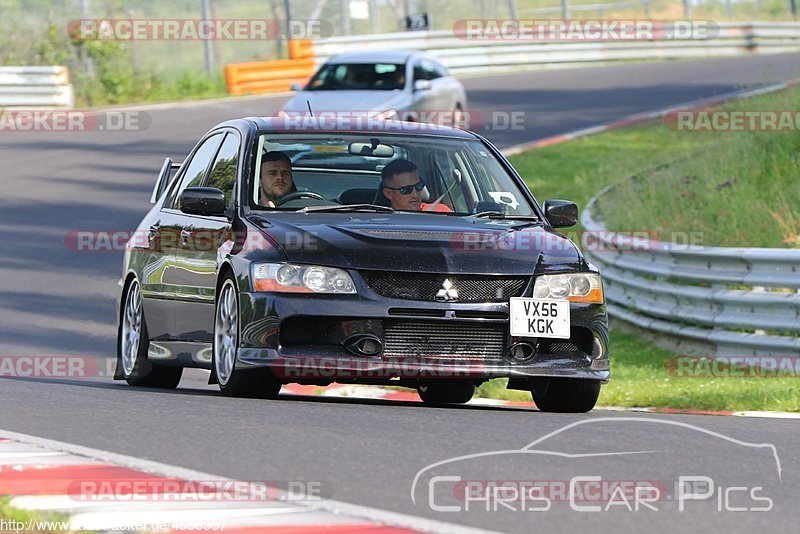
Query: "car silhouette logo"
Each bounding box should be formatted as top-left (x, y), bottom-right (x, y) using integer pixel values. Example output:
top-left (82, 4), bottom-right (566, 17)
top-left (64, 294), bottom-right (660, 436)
top-left (435, 279), bottom-right (459, 302)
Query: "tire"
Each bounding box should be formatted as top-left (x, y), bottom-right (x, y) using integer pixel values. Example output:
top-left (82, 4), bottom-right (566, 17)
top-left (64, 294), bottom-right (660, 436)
top-left (118, 278), bottom-right (183, 389)
top-left (531, 378), bottom-right (601, 413)
top-left (214, 275), bottom-right (281, 399)
top-left (417, 381), bottom-right (475, 405)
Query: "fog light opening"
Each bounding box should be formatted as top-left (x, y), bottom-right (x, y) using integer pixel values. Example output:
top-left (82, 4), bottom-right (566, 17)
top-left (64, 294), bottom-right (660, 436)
top-left (509, 342), bottom-right (537, 363)
top-left (343, 334), bottom-right (383, 357)
top-left (592, 336), bottom-right (604, 360)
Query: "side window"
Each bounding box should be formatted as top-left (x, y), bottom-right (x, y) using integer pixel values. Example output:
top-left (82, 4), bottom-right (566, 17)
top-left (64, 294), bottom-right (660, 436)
top-left (421, 60), bottom-right (441, 80)
top-left (169, 134), bottom-right (223, 210)
top-left (430, 61), bottom-right (447, 79)
top-left (413, 61), bottom-right (428, 82)
top-left (207, 133), bottom-right (240, 208)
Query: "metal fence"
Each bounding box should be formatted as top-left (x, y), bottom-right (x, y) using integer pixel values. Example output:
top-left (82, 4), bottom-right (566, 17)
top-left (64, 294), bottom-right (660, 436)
top-left (312, 22), bottom-right (800, 73)
top-left (580, 183), bottom-right (800, 357)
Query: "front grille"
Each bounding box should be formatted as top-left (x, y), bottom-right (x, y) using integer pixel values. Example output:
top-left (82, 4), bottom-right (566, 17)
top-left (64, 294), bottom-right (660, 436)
top-left (383, 322), bottom-right (506, 363)
top-left (360, 271), bottom-right (528, 302)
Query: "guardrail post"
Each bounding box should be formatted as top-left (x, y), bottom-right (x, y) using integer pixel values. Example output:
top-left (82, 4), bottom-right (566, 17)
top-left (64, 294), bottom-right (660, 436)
top-left (340, 0), bottom-right (351, 35)
top-left (507, 0), bottom-right (517, 18)
top-left (201, 0), bottom-right (214, 75)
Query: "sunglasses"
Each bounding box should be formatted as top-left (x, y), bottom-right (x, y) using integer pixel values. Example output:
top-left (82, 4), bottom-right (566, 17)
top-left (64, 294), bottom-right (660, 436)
top-left (384, 181), bottom-right (425, 195)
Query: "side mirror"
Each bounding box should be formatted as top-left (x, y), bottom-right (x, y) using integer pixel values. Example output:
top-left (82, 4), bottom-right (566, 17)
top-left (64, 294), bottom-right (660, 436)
top-left (413, 79), bottom-right (432, 92)
top-left (180, 187), bottom-right (227, 216)
top-left (290, 82), bottom-right (303, 91)
top-left (544, 199), bottom-right (578, 228)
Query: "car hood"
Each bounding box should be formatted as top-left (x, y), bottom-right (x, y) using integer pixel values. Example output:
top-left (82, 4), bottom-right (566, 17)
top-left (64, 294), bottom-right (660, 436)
top-left (247, 212), bottom-right (583, 275)
top-left (281, 90), bottom-right (410, 113)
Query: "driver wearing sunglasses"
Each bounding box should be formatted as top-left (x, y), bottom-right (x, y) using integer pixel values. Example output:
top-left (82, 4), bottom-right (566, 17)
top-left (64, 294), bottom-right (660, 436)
top-left (381, 159), bottom-right (453, 212)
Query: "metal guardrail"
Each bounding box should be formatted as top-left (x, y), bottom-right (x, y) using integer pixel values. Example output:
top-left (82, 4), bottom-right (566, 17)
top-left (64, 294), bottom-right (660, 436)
top-left (520, 1), bottom-right (649, 17)
top-left (312, 22), bottom-right (800, 74)
top-left (580, 184), bottom-right (800, 357)
top-left (0, 66), bottom-right (74, 108)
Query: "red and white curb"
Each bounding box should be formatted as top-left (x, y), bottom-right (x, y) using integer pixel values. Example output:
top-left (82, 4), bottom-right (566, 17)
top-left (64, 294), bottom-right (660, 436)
top-left (282, 384), bottom-right (532, 408)
top-left (280, 384), bottom-right (800, 419)
top-left (502, 78), bottom-right (800, 156)
top-left (0, 430), bottom-right (495, 534)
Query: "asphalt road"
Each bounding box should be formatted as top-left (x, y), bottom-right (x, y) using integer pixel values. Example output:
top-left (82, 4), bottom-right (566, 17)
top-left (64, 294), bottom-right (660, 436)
top-left (1, 54), bottom-right (799, 532)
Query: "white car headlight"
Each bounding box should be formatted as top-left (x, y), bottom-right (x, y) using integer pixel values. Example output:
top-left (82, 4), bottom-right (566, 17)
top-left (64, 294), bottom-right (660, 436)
top-left (252, 263), bottom-right (356, 294)
top-left (533, 273), bottom-right (604, 303)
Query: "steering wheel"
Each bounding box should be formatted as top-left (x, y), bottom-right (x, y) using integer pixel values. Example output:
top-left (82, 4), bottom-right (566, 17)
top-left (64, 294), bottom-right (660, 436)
top-left (275, 191), bottom-right (328, 206)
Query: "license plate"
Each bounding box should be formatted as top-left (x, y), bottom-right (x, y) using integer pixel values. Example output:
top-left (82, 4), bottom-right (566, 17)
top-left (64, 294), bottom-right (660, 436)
top-left (509, 298), bottom-right (571, 338)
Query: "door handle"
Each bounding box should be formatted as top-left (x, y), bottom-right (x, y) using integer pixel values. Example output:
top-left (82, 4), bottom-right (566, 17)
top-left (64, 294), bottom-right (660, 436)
top-left (148, 222), bottom-right (160, 240)
top-left (180, 226), bottom-right (194, 246)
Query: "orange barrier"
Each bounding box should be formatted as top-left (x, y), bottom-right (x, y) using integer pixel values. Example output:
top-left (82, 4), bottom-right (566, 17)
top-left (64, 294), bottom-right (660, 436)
top-left (225, 40), bottom-right (315, 95)
top-left (288, 39), bottom-right (314, 60)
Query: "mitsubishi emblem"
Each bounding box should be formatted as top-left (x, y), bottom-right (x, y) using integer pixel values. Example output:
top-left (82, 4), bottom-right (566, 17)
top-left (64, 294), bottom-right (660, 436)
top-left (435, 278), bottom-right (459, 302)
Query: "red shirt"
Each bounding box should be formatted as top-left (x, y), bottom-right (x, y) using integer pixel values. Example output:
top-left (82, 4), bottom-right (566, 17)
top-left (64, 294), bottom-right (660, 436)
top-left (421, 203), bottom-right (453, 213)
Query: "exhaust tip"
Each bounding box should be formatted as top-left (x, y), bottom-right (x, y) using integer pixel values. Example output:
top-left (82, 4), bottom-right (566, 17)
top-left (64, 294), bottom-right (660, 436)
top-left (343, 334), bottom-right (383, 357)
top-left (508, 342), bottom-right (536, 363)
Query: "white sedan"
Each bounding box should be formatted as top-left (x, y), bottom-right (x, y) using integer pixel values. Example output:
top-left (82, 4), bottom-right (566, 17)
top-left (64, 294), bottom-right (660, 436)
top-left (282, 49), bottom-right (468, 127)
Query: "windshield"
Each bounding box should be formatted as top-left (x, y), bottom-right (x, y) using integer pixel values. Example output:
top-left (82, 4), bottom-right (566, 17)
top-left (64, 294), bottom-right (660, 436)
top-left (251, 133), bottom-right (537, 216)
top-left (305, 63), bottom-right (406, 91)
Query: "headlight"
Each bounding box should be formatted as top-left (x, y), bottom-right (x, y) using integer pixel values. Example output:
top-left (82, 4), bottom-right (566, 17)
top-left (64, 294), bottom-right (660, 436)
top-left (533, 273), bottom-right (604, 303)
top-left (252, 263), bottom-right (356, 294)
top-left (371, 109), bottom-right (399, 121)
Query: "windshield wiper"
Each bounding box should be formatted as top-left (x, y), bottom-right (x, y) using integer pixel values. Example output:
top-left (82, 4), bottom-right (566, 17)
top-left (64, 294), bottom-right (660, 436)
top-left (298, 204), bottom-right (396, 214)
top-left (470, 211), bottom-right (540, 221)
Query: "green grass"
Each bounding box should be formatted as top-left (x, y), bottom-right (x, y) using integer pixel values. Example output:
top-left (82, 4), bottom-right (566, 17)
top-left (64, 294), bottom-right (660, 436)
top-left (508, 85), bottom-right (800, 248)
top-left (600, 329), bottom-right (800, 411)
top-left (476, 329), bottom-right (800, 411)
top-left (0, 496), bottom-right (77, 533)
top-left (508, 122), bottom-right (703, 226)
top-left (489, 85), bottom-right (800, 411)
top-left (475, 378), bottom-right (533, 402)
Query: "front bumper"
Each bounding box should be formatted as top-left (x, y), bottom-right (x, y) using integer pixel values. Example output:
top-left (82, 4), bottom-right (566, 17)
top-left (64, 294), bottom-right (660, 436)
top-left (236, 291), bottom-right (610, 383)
